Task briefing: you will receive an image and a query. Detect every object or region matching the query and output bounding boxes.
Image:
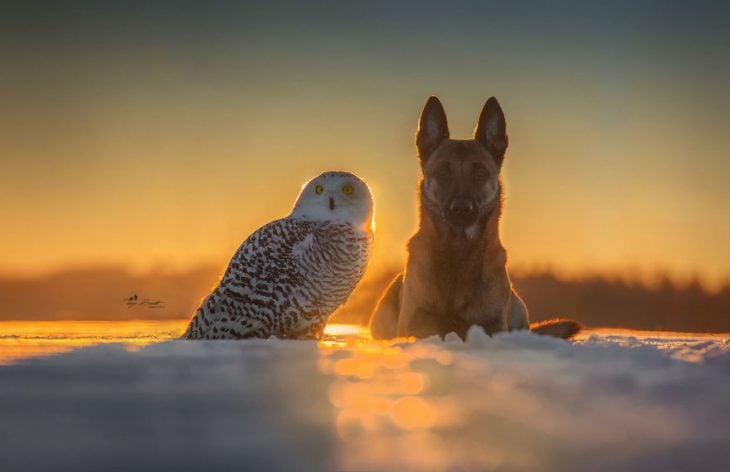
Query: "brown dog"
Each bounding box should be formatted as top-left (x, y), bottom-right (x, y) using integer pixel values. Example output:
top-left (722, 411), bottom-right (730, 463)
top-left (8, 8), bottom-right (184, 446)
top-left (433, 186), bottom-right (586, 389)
top-left (370, 96), bottom-right (580, 340)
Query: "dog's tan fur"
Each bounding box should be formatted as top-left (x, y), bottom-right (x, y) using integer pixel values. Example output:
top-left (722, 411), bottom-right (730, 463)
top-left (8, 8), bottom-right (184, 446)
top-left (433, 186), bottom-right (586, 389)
top-left (370, 96), bottom-right (580, 340)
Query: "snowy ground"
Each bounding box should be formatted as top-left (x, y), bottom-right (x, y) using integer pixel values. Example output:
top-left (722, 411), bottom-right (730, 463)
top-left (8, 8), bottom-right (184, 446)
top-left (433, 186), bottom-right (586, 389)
top-left (0, 322), bottom-right (728, 471)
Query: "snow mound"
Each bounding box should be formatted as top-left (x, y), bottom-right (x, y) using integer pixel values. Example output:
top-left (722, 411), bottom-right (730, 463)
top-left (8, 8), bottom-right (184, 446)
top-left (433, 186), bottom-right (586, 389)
top-left (0, 327), bottom-right (728, 471)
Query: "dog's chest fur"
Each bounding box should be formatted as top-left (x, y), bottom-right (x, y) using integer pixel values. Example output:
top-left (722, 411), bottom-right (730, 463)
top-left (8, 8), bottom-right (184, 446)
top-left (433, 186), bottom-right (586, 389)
top-left (404, 207), bottom-right (511, 337)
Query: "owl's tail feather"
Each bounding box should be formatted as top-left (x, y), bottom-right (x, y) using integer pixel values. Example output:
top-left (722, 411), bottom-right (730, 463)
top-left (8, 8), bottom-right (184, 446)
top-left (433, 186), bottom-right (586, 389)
top-left (180, 323), bottom-right (192, 340)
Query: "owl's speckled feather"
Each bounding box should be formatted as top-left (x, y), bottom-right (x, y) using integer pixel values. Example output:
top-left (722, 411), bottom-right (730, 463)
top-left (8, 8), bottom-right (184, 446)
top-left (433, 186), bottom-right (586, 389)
top-left (183, 172), bottom-right (374, 340)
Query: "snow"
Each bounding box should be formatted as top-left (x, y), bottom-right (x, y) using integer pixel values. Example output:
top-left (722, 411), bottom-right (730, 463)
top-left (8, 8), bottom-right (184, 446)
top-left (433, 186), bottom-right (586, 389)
top-left (0, 323), bottom-right (728, 471)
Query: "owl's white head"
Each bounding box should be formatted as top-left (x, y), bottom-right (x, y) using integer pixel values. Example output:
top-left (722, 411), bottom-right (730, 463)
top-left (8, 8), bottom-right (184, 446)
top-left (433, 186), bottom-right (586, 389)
top-left (291, 171), bottom-right (374, 233)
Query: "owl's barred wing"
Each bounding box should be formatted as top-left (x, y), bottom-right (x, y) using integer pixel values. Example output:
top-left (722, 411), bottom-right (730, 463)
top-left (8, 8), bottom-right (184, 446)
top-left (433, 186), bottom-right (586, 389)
top-left (185, 218), bottom-right (318, 339)
top-left (184, 217), bottom-right (372, 340)
top-left (221, 219), bottom-right (304, 283)
top-left (189, 285), bottom-right (273, 339)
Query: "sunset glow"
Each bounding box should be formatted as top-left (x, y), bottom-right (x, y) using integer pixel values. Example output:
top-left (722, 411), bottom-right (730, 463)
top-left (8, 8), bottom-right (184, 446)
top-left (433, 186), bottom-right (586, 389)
top-left (1, 3), bottom-right (729, 291)
top-left (2, 3), bottom-right (729, 471)
top-left (0, 320), bottom-right (187, 364)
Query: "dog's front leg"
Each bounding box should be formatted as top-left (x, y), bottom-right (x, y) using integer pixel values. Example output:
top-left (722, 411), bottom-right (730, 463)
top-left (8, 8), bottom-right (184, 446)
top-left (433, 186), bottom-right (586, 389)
top-left (459, 299), bottom-right (507, 336)
top-left (403, 306), bottom-right (446, 339)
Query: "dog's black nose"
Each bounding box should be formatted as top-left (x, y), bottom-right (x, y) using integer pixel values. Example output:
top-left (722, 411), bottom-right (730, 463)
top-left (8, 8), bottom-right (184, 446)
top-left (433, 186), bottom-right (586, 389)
top-left (449, 198), bottom-right (474, 216)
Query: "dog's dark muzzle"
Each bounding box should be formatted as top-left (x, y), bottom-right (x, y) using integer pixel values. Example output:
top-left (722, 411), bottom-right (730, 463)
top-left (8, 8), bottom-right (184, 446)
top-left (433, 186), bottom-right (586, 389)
top-left (445, 197), bottom-right (477, 226)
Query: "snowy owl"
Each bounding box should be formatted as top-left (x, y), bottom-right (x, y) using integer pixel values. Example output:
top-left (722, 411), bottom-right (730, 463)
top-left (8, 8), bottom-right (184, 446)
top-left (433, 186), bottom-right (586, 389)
top-left (183, 171), bottom-right (374, 340)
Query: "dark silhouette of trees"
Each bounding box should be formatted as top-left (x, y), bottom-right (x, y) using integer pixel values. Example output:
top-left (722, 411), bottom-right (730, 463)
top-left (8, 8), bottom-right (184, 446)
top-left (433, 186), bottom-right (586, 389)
top-left (1, 266), bottom-right (728, 332)
top-left (330, 269), bottom-right (730, 333)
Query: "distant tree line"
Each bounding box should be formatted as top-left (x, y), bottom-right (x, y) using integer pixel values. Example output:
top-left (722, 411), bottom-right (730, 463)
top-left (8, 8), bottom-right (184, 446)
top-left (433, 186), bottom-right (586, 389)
top-left (0, 266), bottom-right (728, 332)
top-left (512, 272), bottom-right (730, 332)
top-left (331, 269), bottom-right (730, 333)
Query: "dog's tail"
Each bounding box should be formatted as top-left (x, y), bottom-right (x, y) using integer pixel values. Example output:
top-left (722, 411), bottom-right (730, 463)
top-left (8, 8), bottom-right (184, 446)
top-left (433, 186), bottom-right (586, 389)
top-left (530, 318), bottom-right (582, 339)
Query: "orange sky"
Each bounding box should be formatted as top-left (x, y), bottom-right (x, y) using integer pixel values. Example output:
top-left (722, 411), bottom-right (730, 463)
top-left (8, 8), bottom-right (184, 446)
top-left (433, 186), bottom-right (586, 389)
top-left (1, 2), bottom-right (729, 289)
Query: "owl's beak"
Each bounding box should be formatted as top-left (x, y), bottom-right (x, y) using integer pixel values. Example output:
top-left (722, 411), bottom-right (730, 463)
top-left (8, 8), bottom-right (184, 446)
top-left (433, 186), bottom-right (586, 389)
top-left (329, 197), bottom-right (335, 210)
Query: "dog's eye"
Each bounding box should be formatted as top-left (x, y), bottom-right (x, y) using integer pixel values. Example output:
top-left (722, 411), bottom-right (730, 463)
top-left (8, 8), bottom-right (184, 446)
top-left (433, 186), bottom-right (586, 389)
top-left (435, 167), bottom-right (451, 179)
top-left (474, 168), bottom-right (488, 183)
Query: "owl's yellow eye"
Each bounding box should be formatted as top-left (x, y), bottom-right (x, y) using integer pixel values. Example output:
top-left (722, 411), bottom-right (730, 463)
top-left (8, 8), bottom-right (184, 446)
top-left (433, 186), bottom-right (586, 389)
top-left (315, 185), bottom-right (324, 195)
top-left (342, 185), bottom-right (354, 195)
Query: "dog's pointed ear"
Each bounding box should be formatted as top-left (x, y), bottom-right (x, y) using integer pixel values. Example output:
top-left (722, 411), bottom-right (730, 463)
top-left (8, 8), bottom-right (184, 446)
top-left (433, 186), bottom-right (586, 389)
top-left (474, 97), bottom-right (508, 165)
top-left (416, 96), bottom-right (449, 163)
